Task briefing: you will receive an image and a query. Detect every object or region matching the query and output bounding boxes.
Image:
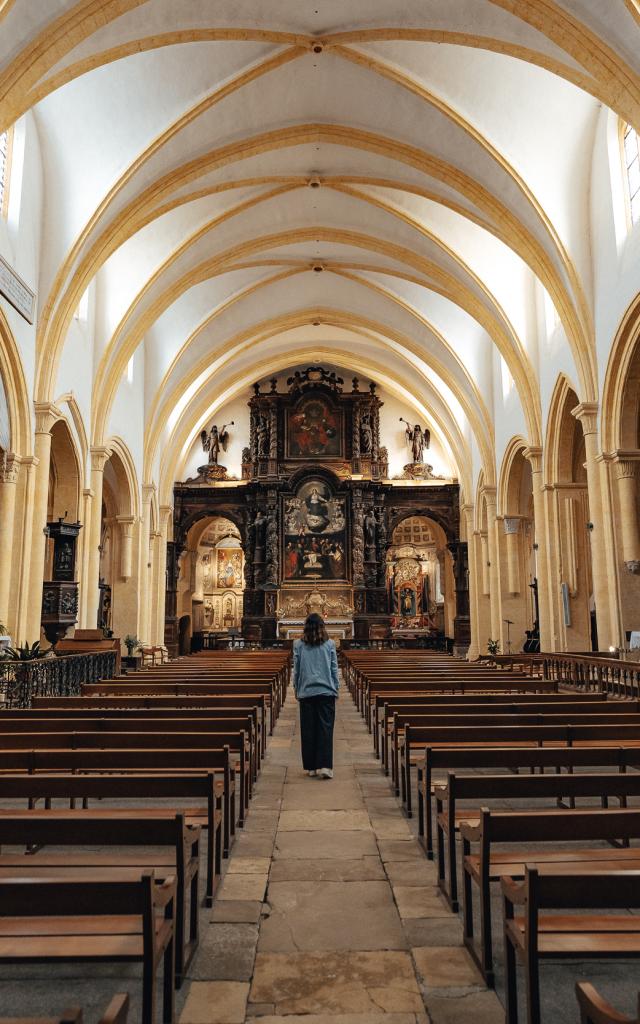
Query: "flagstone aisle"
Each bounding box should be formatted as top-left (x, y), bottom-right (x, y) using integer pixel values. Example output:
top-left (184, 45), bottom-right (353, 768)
top-left (179, 688), bottom-right (504, 1024)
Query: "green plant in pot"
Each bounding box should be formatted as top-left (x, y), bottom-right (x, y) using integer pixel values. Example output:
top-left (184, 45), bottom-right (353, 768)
top-left (124, 634), bottom-right (141, 657)
top-left (487, 638), bottom-right (500, 656)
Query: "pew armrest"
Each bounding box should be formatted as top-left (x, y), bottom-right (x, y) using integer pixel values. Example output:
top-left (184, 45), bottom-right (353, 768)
top-left (153, 875), bottom-right (177, 909)
top-left (500, 875), bottom-right (526, 905)
top-left (99, 994), bottom-right (131, 1024)
top-left (575, 982), bottom-right (637, 1024)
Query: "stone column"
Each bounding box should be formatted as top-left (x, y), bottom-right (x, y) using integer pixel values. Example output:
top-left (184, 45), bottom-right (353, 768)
top-left (524, 446), bottom-right (554, 652)
top-left (155, 505), bottom-right (172, 648)
top-left (480, 532), bottom-right (490, 595)
top-left (12, 456), bottom-right (37, 642)
top-left (84, 446), bottom-right (111, 630)
top-left (503, 516), bottom-right (522, 595)
top-left (117, 515), bottom-right (136, 580)
top-left (77, 487), bottom-right (93, 627)
top-left (25, 404), bottom-right (57, 642)
top-left (613, 455), bottom-right (640, 567)
top-left (137, 484), bottom-right (155, 643)
top-left (571, 403), bottom-right (612, 649)
top-left (482, 487), bottom-right (501, 641)
top-left (462, 504), bottom-right (480, 660)
top-left (0, 453), bottom-right (21, 628)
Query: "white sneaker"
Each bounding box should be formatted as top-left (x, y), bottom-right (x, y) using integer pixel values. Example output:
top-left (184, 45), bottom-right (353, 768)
top-left (307, 770), bottom-right (317, 777)
top-left (317, 767), bottom-right (334, 779)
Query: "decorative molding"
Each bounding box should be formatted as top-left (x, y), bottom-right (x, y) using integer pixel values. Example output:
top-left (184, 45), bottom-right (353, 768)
top-left (571, 401), bottom-right (599, 436)
top-left (523, 445), bottom-right (543, 474)
top-left (90, 445), bottom-right (111, 473)
top-left (33, 401), bottom-right (61, 435)
top-left (503, 516), bottom-right (522, 536)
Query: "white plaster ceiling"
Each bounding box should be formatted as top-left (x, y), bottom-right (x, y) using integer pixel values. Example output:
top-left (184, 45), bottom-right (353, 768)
top-left (1, 0), bottom-right (639, 498)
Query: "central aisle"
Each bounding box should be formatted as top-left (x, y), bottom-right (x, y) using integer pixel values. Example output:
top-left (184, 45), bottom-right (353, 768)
top-left (179, 687), bottom-right (503, 1024)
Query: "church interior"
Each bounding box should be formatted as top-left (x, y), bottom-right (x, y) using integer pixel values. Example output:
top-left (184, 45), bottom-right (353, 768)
top-left (1, 2), bottom-right (640, 1023)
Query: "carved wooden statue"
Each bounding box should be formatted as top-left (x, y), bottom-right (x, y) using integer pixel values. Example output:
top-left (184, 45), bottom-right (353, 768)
top-left (201, 422), bottom-right (233, 464)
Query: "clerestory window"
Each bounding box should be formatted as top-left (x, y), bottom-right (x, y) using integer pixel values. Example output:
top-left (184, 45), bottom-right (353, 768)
top-left (623, 122), bottom-right (640, 227)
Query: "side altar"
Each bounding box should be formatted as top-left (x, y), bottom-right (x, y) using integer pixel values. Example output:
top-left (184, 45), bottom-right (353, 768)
top-left (166, 368), bottom-right (467, 653)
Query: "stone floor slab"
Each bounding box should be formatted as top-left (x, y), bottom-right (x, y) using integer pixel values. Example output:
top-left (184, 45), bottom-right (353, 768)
top-left (258, 880), bottom-right (407, 952)
top-left (424, 990), bottom-right (503, 1024)
top-left (273, 829), bottom-right (379, 860)
top-left (393, 886), bottom-right (450, 920)
top-left (210, 900), bottom-right (263, 924)
top-left (179, 980), bottom-right (249, 1023)
top-left (384, 860), bottom-right (438, 887)
top-left (281, 782), bottom-right (364, 810)
top-left (187, 923), bottom-right (258, 982)
top-left (249, 951), bottom-right (424, 1015)
top-left (269, 856), bottom-right (385, 882)
top-left (413, 946), bottom-right (484, 990)
top-left (378, 839), bottom-right (426, 862)
top-left (217, 873), bottom-right (268, 902)
top-left (277, 809), bottom-right (371, 831)
top-left (226, 856), bottom-right (272, 875)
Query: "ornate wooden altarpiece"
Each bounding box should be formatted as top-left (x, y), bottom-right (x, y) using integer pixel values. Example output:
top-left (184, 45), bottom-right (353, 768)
top-left (166, 368), bottom-right (469, 654)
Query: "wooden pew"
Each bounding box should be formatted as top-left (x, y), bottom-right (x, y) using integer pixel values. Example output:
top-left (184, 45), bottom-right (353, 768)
top-left (434, 770), bottom-right (640, 912)
top-left (0, 773), bottom-right (222, 906)
top-left (418, 746), bottom-right (627, 857)
top-left (0, 747), bottom-right (236, 858)
top-left (0, 730), bottom-right (250, 829)
top-left (461, 807), bottom-right (640, 986)
top-left (81, 683), bottom-right (277, 733)
top-left (0, 874), bottom-right (176, 1024)
top-left (398, 713), bottom-right (640, 815)
top-left (503, 868), bottom-right (640, 1024)
top-left (0, 993), bottom-right (130, 1024)
top-left (576, 982), bottom-right (640, 1024)
top-left (0, 811), bottom-right (199, 987)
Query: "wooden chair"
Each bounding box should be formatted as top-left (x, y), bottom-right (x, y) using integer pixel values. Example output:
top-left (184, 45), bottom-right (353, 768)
top-left (0, 993), bottom-right (130, 1024)
top-left (502, 867), bottom-right (640, 1024)
top-left (0, 874), bottom-right (175, 1024)
top-left (576, 982), bottom-right (640, 1024)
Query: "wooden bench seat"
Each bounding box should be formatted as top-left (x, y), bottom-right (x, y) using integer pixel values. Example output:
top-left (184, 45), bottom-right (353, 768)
top-left (434, 770), bottom-right (640, 912)
top-left (503, 868), bottom-right (640, 1024)
top-left (0, 747), bottom-right (236, 859)
top-left (460, 806), bottom-right (640, 986)
top-left (0, 874), bottom-right (175, 1024)
top-left (0, 811), bottom-right (198, 988)
top-left (0, 773), bottom-right (222, 905)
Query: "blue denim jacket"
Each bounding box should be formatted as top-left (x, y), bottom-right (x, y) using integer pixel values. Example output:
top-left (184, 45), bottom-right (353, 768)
top-left (293, 639), bottom-right (340, 700)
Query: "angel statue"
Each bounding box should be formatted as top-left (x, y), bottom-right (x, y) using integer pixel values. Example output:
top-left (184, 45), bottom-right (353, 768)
top-left (201, 422), bottom-right (233, 465)
top-left (400, 418), bottom-right (430, 464)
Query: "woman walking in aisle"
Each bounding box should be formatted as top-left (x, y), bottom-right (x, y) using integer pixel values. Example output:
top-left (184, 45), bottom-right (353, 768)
top-left (293, 613), bottom-right (339, 778)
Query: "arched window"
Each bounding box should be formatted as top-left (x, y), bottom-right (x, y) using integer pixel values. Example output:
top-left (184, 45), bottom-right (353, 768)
top-left (623, 122), bottom-right (640, 227)
top-left (0, 127), bottom-right (12, 218)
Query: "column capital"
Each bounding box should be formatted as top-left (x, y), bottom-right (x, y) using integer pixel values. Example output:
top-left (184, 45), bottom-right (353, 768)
top-left (480, 486), bottom-right (497, 510)
top-left (33, 402), bottom-right (60, 435)
top-left (523, 445), bottom-right (543, 473)
top-left (0, 452), bottom-right (21, 484)
top-left (503, 516), bottom-right (523, 535)
top-left (116, 514), bottom-right (136, 534)
top-left (571, 401), bottom-right (599, 435)
top-left (142, 483), bottom-right (156, 504)
top-left (90, 445), bottom-right (111, 472)
top-left (614, 457), bottom-right (640, 480)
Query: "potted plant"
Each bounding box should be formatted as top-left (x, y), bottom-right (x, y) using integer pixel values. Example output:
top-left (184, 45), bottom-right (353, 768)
top-left (122, 634), bottom-right (142, 671)
top-left (487, 638), bottom-right (500, 659)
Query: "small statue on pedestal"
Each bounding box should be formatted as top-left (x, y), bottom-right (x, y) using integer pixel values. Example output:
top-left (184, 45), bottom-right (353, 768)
top-left (400, 418), bottom-right (435, 480)
top-left (198, 422), bottom-right (234, 480)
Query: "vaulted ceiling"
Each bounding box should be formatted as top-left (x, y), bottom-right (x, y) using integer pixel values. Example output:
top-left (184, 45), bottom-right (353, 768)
top-left (2, 0), bottom-right (639, 500)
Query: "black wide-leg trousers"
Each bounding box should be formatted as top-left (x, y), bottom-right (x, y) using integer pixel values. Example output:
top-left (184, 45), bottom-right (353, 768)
top-left (299, 695), bottom-right (336, 771)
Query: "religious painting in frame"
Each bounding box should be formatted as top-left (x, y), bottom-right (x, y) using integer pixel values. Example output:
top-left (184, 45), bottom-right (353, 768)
top-left (283, 478), bottom-right (348, 582)
top-left (216, 548), bottom-right (243, 589)
top-left (286, 393), bottom-right (343, 459)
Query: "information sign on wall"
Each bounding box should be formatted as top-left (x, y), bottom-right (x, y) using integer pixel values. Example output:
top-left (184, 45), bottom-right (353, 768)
top-left (0, 253), bottom-right (36, 324)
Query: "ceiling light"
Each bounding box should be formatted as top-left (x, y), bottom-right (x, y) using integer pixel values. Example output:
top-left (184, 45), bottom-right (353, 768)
top-left (312, 43), bottom-right (323, 53)
top-left (308, 177), bottom-right (321, 188)
top-left (313, 264), bottom-right (323, 272)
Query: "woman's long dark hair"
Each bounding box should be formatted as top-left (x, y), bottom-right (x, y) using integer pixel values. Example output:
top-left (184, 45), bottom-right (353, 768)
top-left (302, 613), bottom-right (329, 646)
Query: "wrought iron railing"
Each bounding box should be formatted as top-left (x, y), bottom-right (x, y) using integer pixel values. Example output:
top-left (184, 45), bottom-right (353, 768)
top-left (0, 651), bottom-right (117, 708)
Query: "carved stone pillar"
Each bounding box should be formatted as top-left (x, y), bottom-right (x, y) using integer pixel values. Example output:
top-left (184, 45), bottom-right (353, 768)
top-left (117, 515), bottom-right (135, 580)
top-left (613, 454), bottom-right (640, 569)
top-left (571, 402), bottom-right (612, 648)
top-left (85, 446), bottom-right (111, 630)
top-left (480, 532), bottom-right (490, 595)
top-left (483, 487), bottom-right (501, 641)
top-left (26, 404), bottom-right (58, 641)
top-left (503, 516), bottom-right (522, 595)
top-left (0, 453), bottom-right (20, 627)
top-left (462, 504), bottom-right (480, 660)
